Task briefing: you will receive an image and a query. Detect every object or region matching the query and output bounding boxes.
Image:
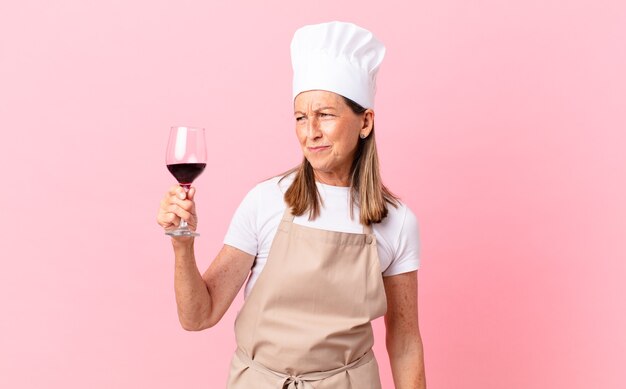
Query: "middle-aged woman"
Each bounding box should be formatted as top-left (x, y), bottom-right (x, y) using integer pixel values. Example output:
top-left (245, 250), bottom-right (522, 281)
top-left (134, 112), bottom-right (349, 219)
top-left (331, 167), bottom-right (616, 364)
top-left (157, 21), bottom-right (426, 388)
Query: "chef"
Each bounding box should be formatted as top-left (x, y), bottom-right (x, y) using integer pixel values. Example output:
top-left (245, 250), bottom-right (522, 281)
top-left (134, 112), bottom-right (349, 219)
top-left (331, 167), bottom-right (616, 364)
top-left (157, 21), bottom-right (426, 388)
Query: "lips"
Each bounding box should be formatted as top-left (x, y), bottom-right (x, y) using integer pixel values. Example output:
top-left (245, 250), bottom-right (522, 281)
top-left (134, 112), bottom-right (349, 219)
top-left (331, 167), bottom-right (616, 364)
top-left (307, 145), bottom-right (330, 152)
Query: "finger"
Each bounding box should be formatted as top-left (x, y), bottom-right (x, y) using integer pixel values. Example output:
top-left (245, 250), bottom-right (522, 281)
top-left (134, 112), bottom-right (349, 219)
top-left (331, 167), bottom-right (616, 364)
top-left (168, 185), bottom-right (187, 200)
top-left (160, 197), bottom-right (179, 218)
top-left (157, 211), bottom-right (177, 228)
top-left (168, 185), bottom-right (181, 196)
top-left (187, 187), bottom-right (196, 201)
top-left (168, 204), bottom-right (192, 221)
top-left (160, 192), bottom-right (175, 207)
top-left (163, 211), bottom-right (180, 227)
top-left (162, 188), bottom-right (184, 211)
top-left (170, 214), bottom-right (181, 227)
top-left (168, 196), bottom-right (195, 212)
top-left (157, 201), bottom-right (170, 226)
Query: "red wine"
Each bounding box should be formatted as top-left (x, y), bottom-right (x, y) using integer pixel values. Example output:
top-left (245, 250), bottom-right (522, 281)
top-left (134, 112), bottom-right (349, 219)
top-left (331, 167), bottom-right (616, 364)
top-left (167, 163), bottom-right (206, 187)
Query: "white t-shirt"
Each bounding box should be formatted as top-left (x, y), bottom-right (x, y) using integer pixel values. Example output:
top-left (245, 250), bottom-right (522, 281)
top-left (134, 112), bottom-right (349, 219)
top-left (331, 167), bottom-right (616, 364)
top-left (224, 173), bottom-right (421, 298)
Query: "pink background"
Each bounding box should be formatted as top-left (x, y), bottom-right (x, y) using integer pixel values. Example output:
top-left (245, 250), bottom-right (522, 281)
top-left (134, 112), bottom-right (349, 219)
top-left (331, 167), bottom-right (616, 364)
top-left (1, 0), bottom-right (625, 388)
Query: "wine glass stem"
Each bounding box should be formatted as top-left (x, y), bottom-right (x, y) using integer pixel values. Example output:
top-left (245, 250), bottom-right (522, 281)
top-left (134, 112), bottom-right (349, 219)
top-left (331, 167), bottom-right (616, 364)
top-left (180, 184), bottom-right (191, 230)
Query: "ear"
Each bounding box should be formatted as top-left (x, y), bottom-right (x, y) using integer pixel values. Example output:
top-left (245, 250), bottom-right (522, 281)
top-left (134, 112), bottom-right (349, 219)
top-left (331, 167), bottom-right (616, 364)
top-left (360, 109), bottom-right (375, 138)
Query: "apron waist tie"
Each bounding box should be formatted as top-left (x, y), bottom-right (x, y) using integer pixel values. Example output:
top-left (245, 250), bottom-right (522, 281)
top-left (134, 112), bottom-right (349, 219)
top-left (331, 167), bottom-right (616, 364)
top-left (235, 348), bottom-right (374, 389)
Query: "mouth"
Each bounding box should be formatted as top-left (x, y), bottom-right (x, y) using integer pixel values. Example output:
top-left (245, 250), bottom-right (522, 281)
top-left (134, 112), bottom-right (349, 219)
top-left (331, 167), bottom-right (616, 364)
top-left (307, 145), bottom-right (330, 153)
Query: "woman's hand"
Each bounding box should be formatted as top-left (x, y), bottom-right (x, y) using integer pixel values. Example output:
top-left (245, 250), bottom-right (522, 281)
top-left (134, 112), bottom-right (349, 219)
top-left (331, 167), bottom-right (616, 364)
top-left (157, 185), bottom-right (198, 233)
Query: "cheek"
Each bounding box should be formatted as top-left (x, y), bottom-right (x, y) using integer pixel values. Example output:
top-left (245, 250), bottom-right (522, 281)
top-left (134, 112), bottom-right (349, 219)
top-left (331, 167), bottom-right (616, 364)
top-left (326, 126), bottom-right (358, 153)
top-left (295, 126), bottom-right (306, 144)
top-left (320, 122), bottom-right (343, 143)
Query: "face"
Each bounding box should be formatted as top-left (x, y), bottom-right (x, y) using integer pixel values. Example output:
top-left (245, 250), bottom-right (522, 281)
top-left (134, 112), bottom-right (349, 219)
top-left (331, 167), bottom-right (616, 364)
top-left (294, 90), bottom-right (373, 180)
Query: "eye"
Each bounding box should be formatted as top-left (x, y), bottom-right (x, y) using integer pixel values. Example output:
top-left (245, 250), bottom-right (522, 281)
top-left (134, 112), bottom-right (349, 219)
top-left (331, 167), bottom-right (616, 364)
top-left (295, 116), bottom-right (305, 122)
top-left (320, 113), bottom-right (334, 118)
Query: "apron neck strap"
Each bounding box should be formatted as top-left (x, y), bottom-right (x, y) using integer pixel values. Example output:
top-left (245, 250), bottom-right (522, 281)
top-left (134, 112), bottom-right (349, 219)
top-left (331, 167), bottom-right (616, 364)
top-left (282, 207), bottom-right (374, 235)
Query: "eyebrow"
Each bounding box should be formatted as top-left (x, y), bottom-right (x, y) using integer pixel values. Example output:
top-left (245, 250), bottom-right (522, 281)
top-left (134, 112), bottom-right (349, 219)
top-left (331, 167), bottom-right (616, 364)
top-left (294, 106), bottom-right (337, 115)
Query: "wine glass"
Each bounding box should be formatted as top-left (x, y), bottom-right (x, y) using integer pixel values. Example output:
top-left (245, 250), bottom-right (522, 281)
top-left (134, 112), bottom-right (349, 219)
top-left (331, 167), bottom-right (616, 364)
top-left (165, 126), bottom-right (207, 237)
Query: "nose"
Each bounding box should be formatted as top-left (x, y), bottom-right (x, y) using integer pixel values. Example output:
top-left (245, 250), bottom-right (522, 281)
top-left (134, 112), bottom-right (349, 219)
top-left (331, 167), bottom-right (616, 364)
top-left (306, 116), bottom-right (322, 140)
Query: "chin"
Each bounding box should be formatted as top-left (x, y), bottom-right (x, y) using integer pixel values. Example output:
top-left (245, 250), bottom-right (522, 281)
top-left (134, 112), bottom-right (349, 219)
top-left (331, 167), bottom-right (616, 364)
top-left (305, 157), bottom-right (330, 172)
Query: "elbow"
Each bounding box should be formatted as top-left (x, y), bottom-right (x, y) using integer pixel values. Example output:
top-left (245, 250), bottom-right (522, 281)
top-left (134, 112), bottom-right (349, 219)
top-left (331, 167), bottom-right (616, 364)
top-left (180, 322), bottom-right (204, 331)
top-left (179, 317), bottom-right (218, 331)
top-left (385, 325), bottom-right (424, 357)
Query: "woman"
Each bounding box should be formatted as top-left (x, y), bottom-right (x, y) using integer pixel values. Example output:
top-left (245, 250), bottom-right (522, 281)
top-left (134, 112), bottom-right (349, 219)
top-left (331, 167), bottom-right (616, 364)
top-left (157, 21), bottom-right (426, 388)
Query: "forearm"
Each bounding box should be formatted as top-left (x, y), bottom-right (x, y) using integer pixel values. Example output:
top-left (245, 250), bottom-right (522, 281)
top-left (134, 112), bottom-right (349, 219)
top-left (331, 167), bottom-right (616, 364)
top-left (172, 239), bottom-right (212, 331)
top-left (387, 334), bottom-right (426, 389)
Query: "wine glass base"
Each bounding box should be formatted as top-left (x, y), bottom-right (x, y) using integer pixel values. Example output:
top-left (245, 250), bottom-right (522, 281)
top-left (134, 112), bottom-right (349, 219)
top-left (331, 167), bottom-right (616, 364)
top-left (165, 229), bottom-right (200, 237)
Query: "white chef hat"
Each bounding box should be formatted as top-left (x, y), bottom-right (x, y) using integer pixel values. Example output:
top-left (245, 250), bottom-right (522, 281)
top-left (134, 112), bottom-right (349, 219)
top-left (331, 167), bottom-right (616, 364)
top-left (290, 21), bottom-right (386, 109)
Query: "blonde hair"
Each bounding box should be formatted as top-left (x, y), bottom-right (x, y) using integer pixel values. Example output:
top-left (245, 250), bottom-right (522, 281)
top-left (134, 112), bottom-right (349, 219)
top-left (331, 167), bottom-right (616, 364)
top-left (280, 97), bottom-right (399, 225)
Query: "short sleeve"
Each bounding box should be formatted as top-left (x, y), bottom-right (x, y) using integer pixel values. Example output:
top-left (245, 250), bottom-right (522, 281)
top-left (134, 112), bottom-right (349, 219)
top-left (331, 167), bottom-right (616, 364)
top-left (382, 207), bottom-right (421, 276)
top-left (223, 186), bottom-right (259, 256)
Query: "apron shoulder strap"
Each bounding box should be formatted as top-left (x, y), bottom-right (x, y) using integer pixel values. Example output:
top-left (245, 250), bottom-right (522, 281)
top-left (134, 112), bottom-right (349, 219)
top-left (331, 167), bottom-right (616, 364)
top-left (281, 206), bottom-right (296, 222)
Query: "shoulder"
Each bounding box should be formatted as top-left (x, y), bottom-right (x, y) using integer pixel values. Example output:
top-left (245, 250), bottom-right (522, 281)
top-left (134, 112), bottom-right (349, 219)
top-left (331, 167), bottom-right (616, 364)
top-left (225, 172), bottom-right (294, 250)
top-left (378, 199), bottom-right (414, 228)
top-left (376, 200), bottom-right (421, 275)
top-left (375, 200), bottom-right (419, 245)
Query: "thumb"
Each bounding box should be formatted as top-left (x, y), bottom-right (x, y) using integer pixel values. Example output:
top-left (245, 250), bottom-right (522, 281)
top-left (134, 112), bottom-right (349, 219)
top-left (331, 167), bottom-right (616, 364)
top-left (188, 187), bottom-right (196, 200)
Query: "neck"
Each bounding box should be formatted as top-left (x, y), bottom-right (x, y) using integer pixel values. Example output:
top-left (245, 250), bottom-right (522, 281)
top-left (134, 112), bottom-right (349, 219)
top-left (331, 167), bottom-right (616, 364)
top-left (313, 169), bottom-right (351, 187)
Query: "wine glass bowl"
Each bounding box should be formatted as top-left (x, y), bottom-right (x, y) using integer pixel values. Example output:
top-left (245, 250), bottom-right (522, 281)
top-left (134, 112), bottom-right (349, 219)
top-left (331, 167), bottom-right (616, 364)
top-left (165, 126), bottom-right (207, 237)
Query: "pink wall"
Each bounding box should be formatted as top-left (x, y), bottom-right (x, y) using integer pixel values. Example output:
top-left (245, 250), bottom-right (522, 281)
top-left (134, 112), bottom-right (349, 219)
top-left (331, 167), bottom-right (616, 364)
top-left (1, 0), bottom-right (624, 388)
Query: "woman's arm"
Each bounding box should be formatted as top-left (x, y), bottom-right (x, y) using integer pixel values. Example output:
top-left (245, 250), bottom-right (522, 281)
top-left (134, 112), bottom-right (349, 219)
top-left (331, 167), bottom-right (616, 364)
top-left (383, 270), bottom-right (426, 389)
top-left (158, 185), bottom-right (255, 331)
top-left (173, 241), bottom-right (254, 331)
